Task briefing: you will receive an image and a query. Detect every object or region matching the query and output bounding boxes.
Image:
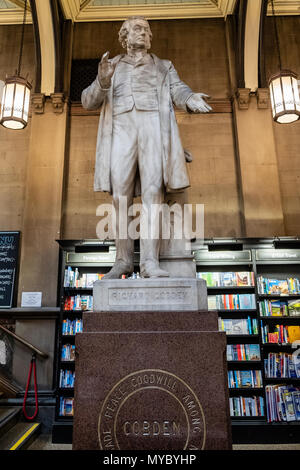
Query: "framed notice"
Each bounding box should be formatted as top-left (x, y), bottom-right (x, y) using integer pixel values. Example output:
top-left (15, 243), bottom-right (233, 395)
top-left (0, 232), bottom-right (20, 308)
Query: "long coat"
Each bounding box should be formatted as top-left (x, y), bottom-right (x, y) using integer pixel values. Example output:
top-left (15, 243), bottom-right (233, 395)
top-left (81, 53), bottom-right (194, 195)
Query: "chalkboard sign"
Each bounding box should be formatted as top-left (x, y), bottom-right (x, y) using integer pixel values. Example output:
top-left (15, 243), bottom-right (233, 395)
top-left (0, 232), bottom-right (20, 308)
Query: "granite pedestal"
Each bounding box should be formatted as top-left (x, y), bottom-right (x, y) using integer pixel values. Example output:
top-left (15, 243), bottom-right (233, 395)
top-left (72, 309), bottom-right (232, 450)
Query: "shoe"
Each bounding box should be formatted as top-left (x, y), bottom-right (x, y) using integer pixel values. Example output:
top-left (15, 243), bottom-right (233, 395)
top-left (140, 261), bottom-right (169, 278)
top-left (102, 262), bottom-right (133, 279)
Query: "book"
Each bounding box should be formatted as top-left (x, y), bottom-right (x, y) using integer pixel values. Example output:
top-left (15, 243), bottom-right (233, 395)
top-left (293, 392), bottom-right (300, 421)
top-left (240, 371), bottom-right (252, 388)
top-left (248, 344), bottom-right (260, 361)
top-left (208, 295), bottom-right (217, 310)
top-left (287, 326), bottom-right (300, 344)
top-left (197, 271), bottom-right (255, 287)
top-left (288, 299), bottom-right (300, 316)
top-left (283, 388), bottom-right (297, 422)
top-left (219, 318), bottom-right (256, 335)
top-left (257, 276), bottom-right (300, 295)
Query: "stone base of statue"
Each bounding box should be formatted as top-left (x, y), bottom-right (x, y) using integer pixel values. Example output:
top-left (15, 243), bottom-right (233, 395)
top-left (72, 305), bottom-right (232, 450)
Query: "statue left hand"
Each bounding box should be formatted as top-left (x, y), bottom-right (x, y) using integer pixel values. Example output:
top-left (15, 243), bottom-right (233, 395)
top-left (186, 93), bottom-right (212, 113)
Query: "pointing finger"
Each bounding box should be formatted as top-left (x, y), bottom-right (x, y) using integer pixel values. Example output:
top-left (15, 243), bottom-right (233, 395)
top-left (101, 51), bottom-right (110, 63)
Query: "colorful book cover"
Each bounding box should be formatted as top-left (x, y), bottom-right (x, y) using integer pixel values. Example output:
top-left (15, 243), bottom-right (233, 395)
top-left (288, 300), bottom-right (300, 316)
top-left (293, 392), bottom-right (300, 421)
top-left (240, 371), bottom-right (252, 388)
top-left (278, 280), bottom-right (289, 295)
top-left (236, 272), bottom-right (252, 286)
top-left (208, 296), bottom-right (217, 310)
top-left (268, 279), bottom-right (280, 295)
top-left (270, 300), bottom-right (281, 316)
top-left (287, 326), bottom-right (300, 343)
top-left (222, 272), bottom-right (235, 286)
top-left (283, 389), bottom-right (296, 422)
top-left (249, 344), bottom-right (260, 360)
top-left (86, 273), bottom-right (99, 287)
top-left (239, 294), bottom-right (255, 309)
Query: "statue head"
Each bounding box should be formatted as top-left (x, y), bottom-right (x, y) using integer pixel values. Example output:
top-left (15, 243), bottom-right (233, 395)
top-left (118, 16), bottom-right (152, 51)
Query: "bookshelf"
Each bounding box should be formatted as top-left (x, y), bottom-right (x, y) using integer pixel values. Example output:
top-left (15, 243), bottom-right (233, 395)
top-left (195, 238), bottom-right (300, 442)
top-left (52, 240), bottom-right (121, 443)
top-left (52, 238), bottom-right (300, 444)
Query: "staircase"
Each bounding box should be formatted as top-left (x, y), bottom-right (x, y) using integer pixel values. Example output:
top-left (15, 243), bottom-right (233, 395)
top-left (0, 407), bottom-right (41, 450)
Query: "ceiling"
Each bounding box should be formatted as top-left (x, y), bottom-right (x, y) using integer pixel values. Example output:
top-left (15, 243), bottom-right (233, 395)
top-left (0, 0), bottom-right (299, 24)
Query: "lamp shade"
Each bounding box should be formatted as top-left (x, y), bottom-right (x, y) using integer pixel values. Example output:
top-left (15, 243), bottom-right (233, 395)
top-left (0, 76), bottom-right (31, 130)
top-left (269, 70), bottom-right (300, 124)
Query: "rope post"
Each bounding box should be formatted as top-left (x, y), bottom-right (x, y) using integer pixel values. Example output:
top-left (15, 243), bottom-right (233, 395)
top-left (22, 352), bottom-right (39, 421)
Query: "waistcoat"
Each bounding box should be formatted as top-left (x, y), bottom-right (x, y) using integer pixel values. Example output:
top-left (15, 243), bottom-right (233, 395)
top-left (113, 54), bottom-right (159, 115)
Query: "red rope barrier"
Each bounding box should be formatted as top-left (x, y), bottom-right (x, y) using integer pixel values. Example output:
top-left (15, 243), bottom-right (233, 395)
top-left (22, 353), bottom-right (38, 420)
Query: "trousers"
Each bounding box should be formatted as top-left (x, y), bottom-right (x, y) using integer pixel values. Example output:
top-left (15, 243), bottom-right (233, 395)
top-left (110, 107), bottom-right (163, 271)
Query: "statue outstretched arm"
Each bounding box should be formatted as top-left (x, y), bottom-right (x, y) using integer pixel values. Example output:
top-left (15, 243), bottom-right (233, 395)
top-left (169, 62), bottom-right (212, 113)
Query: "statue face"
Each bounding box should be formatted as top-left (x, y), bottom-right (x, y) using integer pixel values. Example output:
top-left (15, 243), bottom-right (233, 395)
top-left (126, 19), bottom-right (151, 50)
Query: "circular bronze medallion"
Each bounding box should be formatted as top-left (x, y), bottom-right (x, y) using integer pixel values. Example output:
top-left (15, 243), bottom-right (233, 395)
top-left (98, 369), bottom-right (206, 450)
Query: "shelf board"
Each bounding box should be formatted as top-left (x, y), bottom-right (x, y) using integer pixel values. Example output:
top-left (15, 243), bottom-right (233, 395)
top-left (207, 286), bottom-right (255, 292)
top-left (58, 388), bottom-right (75, 394)
top-left (227, 361), bottom-right (261, 365)
top-left (258, 294), bottom-right (300, 299)
top-left (60, 361), bottom-right (75, 366)
top-left (231, 416), bottom-right (265, 420)
top-left (64, 288), bottom-right (93, 292)
top-left (259, 316), bottom-right (300, 322)
top-left (264, 378), bottom-right (300, 383)
top-left (225, 334), bottom-right (259, 339)
top-left (229, 388), bottom-right (264, 394)
top-left (56, 415), bottom-right (74, 421)
top-left (63, 310), bottom-right (91, 314)
top-left (218, 309), bottom-right (257, 313)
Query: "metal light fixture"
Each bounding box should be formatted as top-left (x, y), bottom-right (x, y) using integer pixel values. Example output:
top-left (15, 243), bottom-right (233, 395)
top-left (0, 0), bottom-right (31, 130)
top-left (268, 0), bottom-right (300, 124)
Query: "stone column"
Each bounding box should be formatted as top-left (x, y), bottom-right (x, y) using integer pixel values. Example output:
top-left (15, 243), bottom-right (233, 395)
top-left (233, 89), bottom-right (285, 236)
top-left (18, 94), bottom-right (68, 306)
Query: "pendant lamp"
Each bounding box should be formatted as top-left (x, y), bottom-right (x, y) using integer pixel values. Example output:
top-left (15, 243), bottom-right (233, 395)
top-left (268, 0), bottom-right (300, 124)
top-left (0, 0), bottom-right (31, 130)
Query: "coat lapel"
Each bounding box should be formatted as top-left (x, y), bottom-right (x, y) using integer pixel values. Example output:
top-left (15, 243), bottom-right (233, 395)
top-left (151, 53), bottom-right (169, 89)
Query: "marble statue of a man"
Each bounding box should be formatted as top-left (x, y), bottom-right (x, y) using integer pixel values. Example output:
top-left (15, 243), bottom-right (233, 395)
top-left (82, 16), bottom-right (211, 279)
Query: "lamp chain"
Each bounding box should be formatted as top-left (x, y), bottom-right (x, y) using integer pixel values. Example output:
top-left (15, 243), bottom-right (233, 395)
top-left (17, 0), bottom-right (28, 77)
top-left (270, 0), bottom-right (282, 71)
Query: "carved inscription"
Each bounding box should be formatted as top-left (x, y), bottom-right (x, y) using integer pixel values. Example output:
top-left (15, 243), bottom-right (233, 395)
top-left (98, 369), bottom-right (206, 450)
top-left (108, 287), bottom-right (190, 305)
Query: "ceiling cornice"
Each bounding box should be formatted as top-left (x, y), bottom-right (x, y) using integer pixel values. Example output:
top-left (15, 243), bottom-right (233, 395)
top-left (59, 0), bottom-right (80, 21)
top-left (266, 0), bottom-right (300, 16)
top-left (1, 0), bottom-right (299, 25)
top-left (218, 0), bottom-right (236, 18)
top-left (74, 1), bottom-right (236, 22)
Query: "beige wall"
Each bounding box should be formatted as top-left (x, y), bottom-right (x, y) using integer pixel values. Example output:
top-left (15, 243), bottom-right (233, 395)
top-left (0, 25), bottom-right (35, 232)
top-left (1, 17), bottom-right (300, 291)
top-left (264, 16), bottom-right (300, 235)
top-left (73, 18), bottom-right (230, 98)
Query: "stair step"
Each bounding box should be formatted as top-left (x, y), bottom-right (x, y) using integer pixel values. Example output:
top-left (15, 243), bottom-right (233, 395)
top-left (0, 421), bottom-right (41, 450)
top-left (0, 407), bottom-right (21, 439)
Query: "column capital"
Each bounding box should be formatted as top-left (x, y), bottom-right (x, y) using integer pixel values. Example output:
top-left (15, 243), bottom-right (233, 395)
top-left (31, 93), bottom-right (46, 114)
top-left (50, 93), bottom-right (66, 114)
top-left (235, 88), bottom-right (251, 110)
top-left (256, 88), bottom-right (269, 109)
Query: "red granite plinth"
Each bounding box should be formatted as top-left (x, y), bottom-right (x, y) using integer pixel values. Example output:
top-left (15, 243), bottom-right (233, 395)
top-left (83, 310), bottom-right (218, 332)
top-left (72, 310), bottom-right (232, 450)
